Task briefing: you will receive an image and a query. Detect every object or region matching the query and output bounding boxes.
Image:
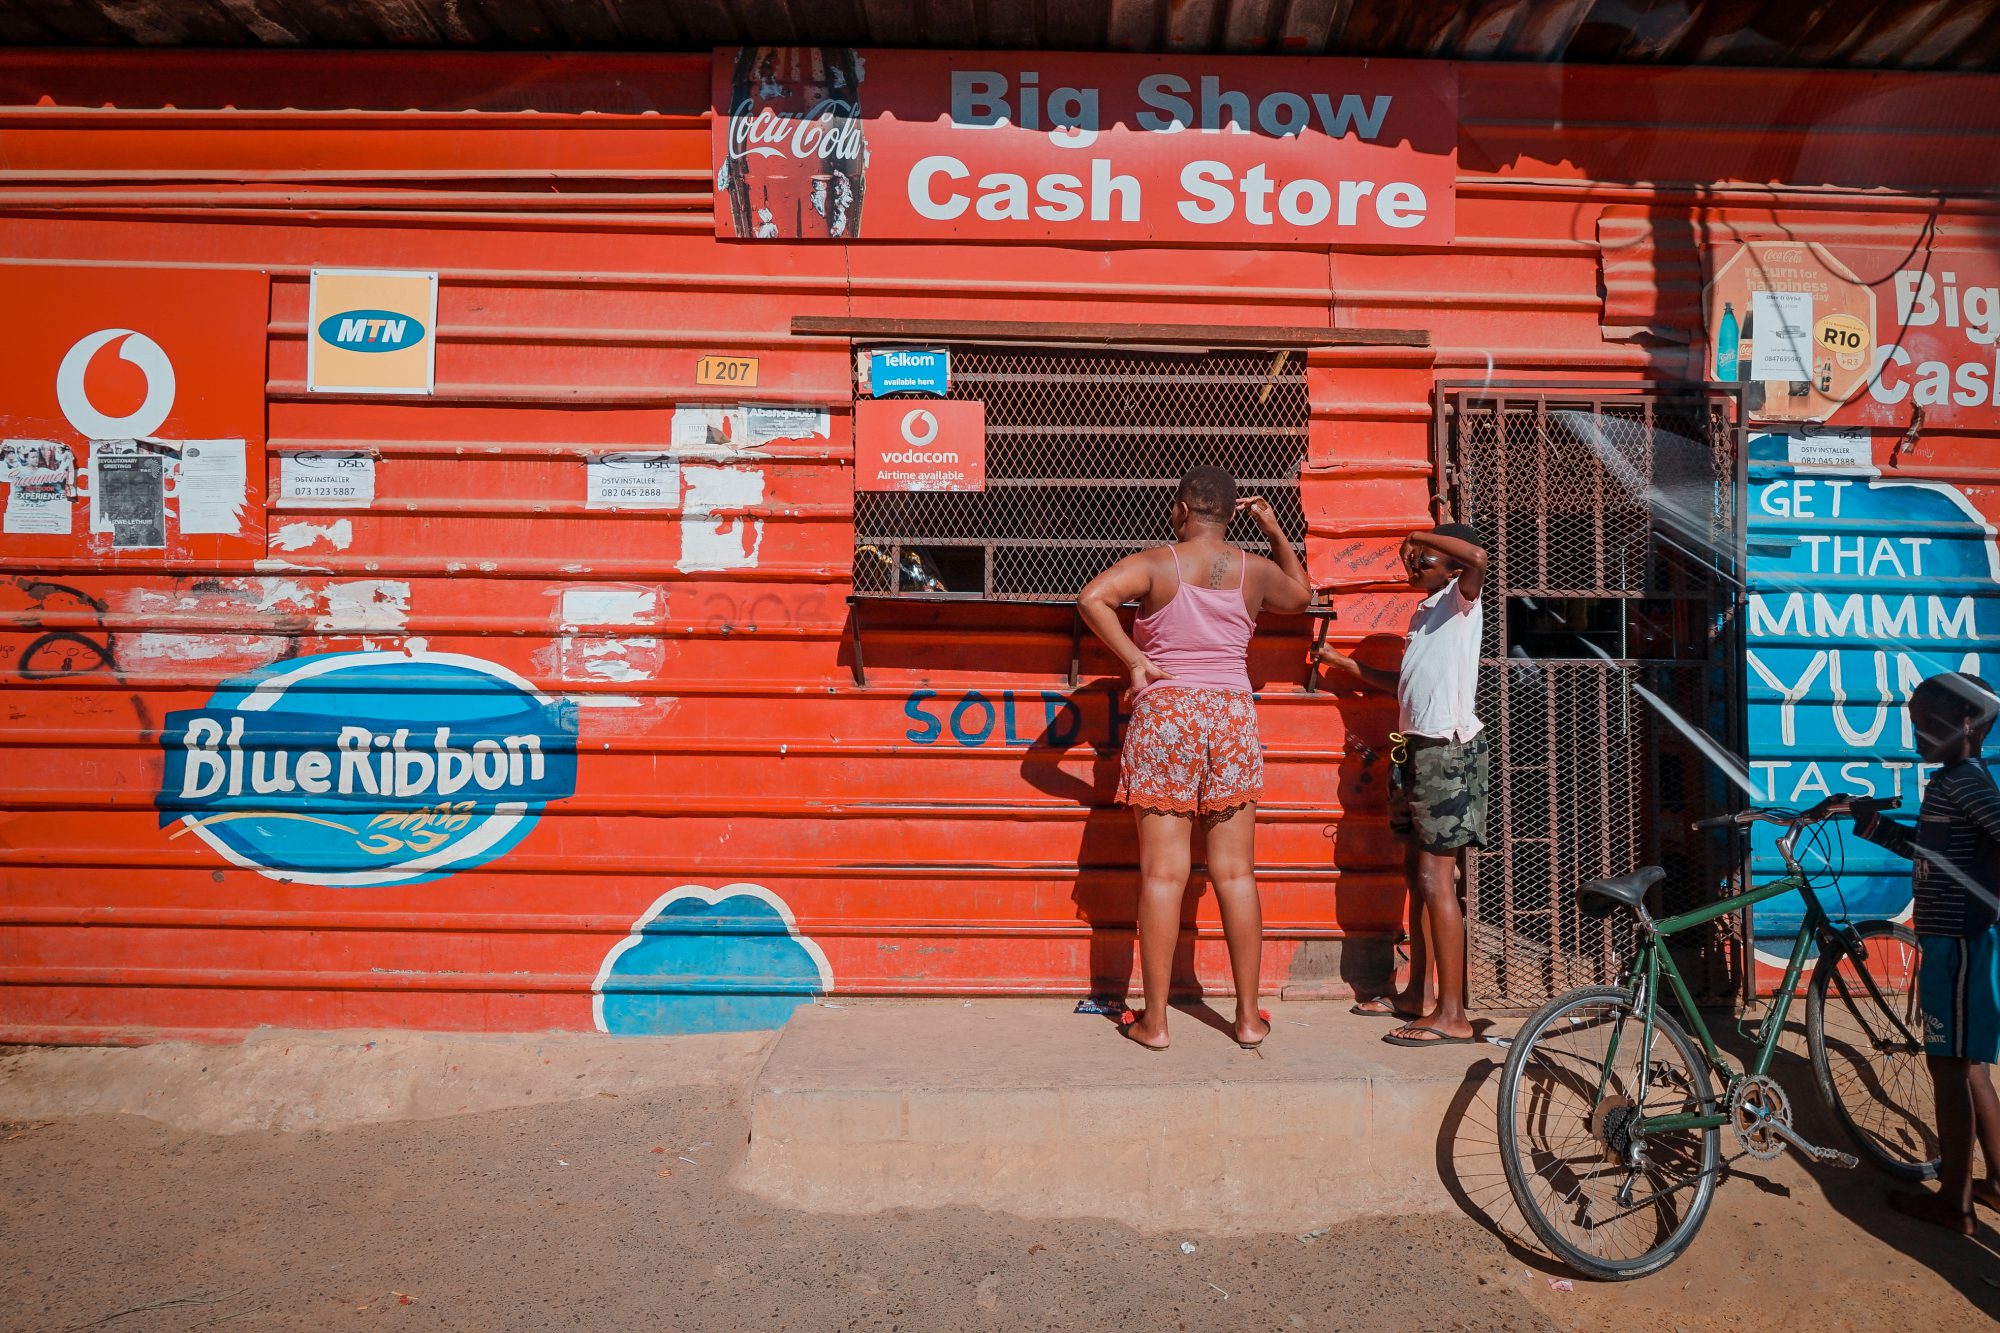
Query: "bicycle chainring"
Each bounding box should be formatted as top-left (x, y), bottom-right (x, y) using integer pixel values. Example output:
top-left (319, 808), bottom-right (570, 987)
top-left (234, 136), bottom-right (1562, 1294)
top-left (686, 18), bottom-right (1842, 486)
top-left (1725, 1074), bottom-right (1791, 1161)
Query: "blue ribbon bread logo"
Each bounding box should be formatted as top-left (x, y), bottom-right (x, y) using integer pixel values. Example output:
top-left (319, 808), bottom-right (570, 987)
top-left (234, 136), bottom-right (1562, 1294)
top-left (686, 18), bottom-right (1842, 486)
top-left (159, 651), bottom-right (578, 886)
top-left (316, 308), bottom-right (427, 353)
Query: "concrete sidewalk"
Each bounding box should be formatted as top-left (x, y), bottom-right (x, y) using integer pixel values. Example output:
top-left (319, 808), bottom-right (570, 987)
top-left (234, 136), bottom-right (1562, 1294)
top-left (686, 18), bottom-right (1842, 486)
top-left (738, 998), bottom-right (1505, 1235)
top-left (0, 1027), bottom-right (773, 1134)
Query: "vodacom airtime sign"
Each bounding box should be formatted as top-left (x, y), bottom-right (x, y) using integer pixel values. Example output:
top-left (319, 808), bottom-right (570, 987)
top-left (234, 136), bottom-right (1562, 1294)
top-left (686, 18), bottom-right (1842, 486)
top-left (713, 47), bottom-right (1457, 245)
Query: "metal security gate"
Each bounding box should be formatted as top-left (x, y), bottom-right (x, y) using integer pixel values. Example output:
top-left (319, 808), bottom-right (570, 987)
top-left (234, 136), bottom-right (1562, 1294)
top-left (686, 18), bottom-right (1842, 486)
top-left (1437, 385), bottom-right (1746, 1009)
top-left (853, 346), bottom-right (1309, 600)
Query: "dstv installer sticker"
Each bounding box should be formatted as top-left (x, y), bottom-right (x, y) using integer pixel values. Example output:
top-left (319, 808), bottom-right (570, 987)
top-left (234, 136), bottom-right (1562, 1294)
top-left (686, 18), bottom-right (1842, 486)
top-left (157, 651), bottom-right (578, 886)
top-left (308, 268), bottom-right (438, 395)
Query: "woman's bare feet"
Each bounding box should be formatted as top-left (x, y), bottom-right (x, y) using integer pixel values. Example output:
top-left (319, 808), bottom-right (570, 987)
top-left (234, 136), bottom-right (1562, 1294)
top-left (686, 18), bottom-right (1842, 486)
top-left (1888, 1188), bottom-right (1976, 1236)
top-left (1234, 1010), bottom-right (1270, 1049)
top-left (1974, 1178), bottom-right (2000, 1213)
top-left (1120, 1010), bottom-right (1170, 1051)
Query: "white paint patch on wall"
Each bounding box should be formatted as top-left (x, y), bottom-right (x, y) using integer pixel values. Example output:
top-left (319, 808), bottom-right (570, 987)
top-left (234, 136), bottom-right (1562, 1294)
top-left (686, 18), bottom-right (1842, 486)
top-left (314, 580), bottom-right (412, 632)
top-left (679, 465), bottom-right (766, 572)
top-left (559, 586), bottom-right (660, 628)
top-left (118, 633), bottom-right (292, 670)
top-left (271, 518), bottom-right (355, 552)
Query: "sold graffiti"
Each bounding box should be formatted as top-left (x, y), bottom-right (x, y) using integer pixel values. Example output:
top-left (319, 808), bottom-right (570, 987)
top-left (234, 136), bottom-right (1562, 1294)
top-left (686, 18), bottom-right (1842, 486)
top-left (903, 686), bottom-right (1130, 749)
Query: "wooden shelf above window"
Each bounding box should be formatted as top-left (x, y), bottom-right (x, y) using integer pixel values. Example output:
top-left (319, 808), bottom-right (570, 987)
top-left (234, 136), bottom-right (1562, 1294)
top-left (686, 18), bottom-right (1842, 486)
top-left (793, 316), bottom-right (1428, 349)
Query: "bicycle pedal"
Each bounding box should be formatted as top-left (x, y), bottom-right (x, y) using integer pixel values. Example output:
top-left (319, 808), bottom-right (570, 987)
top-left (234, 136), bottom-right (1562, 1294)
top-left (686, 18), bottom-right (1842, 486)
top-left (1770, 1119), bottom-right (1856, 1168)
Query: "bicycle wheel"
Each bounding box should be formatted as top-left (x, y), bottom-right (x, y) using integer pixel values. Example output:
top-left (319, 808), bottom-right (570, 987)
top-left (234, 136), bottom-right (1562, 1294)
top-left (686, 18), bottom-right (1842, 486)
top-left (1499, 984), bottom-right (1722, 1281)
top-left (1807, 921), bottom-right (1938, 1181)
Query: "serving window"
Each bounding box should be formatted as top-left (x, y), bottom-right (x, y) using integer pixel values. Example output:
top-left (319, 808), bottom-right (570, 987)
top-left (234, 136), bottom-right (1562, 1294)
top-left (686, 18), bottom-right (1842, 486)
top-left (853, 345), bottom-right (1309, 601)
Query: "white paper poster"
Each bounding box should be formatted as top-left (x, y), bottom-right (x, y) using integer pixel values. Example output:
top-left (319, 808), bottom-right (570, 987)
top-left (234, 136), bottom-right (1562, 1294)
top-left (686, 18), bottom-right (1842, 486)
top-left (280, 451), bottom-right (375, 506)
top-left (1785, 427), bottom-right (1872, 470)
top-left (2, 440), bottom-right (74, 535)
top-left (670, 404), bottom-right (747, 451)
top-left (586, 452), bottom-right (681, 509)
top-left (176, 438), bottom-right (248, 535)
top-left (744, 405), bottom-right (830, 447)
top-left (1750, 289), bottom-right (1815, 382)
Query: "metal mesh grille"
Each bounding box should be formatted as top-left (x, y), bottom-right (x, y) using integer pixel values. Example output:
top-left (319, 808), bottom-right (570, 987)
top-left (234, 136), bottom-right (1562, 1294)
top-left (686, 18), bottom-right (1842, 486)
top-left (1469, 661), bottom-right (1642, 1004)
top-left (1451, 392), bottom-right (1740, 1010)
top-left (854, 348), bottom-right (1309, 599)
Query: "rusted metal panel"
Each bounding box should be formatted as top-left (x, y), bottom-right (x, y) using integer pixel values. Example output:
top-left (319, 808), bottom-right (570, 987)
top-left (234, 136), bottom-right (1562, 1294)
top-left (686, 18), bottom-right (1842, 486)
top-left (3, 51), bottom-right (2000, 1039)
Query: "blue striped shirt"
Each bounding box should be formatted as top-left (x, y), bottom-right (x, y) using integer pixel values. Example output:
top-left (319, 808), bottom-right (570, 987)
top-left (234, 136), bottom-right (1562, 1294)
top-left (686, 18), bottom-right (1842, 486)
top-left (1859, 759), bottom-right (2000, 938)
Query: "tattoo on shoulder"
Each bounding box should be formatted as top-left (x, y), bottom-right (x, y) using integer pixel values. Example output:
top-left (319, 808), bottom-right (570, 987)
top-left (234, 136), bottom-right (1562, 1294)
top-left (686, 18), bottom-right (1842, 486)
top-left (1208, 555), bottom-right (1229, 588)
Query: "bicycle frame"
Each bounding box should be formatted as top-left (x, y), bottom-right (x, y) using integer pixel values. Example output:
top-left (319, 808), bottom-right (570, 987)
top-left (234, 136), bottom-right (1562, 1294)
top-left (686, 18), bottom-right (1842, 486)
top-left (1600, 814), bottom-right (1911, 1139)
top-left (1621, 873), bottom-right (1813, 1135)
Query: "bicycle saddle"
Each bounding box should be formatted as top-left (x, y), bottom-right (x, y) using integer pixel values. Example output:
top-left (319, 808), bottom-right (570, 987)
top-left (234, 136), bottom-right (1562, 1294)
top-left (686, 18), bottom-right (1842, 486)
top-left (1578, 865), bottom-right (1666, 918)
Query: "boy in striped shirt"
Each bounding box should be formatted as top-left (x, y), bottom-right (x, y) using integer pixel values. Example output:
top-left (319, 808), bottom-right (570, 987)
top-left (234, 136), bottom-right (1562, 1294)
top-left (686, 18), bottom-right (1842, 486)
top-left (1854, 671), bottom-right (2000, 1234)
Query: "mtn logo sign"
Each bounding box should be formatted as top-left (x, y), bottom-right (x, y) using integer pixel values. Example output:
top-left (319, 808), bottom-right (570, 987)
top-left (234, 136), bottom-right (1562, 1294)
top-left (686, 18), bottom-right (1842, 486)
top-left (306, 268), bottom-right (438, 395)
top-left (318, 308), bottom-right (427, 353)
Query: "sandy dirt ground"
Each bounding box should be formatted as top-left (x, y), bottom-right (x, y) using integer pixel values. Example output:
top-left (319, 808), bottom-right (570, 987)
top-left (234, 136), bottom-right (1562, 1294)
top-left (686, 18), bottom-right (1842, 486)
top-left (3, 1063), bottom-right (1998, 1333)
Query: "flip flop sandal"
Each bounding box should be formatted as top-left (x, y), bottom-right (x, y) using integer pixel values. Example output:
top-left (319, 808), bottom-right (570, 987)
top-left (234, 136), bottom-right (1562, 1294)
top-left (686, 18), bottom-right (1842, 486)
top-left (1236, 1007), bottom-right (1274, 1051)
top-left (1118, 1009), bottom-right (1168, 1053)
top-left (1382, 1026), bottom-right (1479, 1048)
top-left (1349, 998), bottom-right (1420, 1019)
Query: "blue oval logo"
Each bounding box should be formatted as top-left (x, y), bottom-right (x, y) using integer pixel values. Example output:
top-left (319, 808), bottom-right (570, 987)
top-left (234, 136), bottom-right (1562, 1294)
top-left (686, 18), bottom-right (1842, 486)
top-left (317, 308), bottom-right (427, 353)
top-left (158, 651), bottom-right (577, 887)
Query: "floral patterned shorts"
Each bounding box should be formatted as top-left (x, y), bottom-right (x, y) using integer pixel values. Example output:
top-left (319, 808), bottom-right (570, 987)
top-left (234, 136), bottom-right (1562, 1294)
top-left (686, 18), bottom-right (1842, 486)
top-left (1115, 686), bottom-right (1263, 818)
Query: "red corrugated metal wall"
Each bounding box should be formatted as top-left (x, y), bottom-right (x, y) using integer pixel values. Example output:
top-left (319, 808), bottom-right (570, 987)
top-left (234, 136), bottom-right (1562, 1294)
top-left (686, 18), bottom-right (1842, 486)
top-left (3, 52), bottom-right (1997, 1038)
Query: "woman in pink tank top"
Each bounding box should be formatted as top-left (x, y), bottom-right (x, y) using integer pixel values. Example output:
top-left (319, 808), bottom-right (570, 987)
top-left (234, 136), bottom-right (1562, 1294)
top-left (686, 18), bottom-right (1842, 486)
top-left (1078, 467), bottom-right (1314, 1051)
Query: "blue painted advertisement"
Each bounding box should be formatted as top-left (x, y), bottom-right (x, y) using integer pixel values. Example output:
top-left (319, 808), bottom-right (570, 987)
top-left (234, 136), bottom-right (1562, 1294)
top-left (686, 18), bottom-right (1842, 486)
top-left (1745, 430), bottom-right (2000, 958)
top-left (158, 650), bottom-right (578, 887)
top-left (594, 884), bottom-right (831, 1035)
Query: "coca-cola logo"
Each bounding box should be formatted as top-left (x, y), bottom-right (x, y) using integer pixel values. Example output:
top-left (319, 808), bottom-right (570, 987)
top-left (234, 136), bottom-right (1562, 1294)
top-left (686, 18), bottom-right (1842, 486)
top-left (728, 98), bottom-right (863, 163)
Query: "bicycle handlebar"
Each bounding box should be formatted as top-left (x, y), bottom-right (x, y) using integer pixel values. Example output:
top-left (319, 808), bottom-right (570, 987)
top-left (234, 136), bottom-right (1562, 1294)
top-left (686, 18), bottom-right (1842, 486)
top-left (1691, 794), bottom-right (1898, 833)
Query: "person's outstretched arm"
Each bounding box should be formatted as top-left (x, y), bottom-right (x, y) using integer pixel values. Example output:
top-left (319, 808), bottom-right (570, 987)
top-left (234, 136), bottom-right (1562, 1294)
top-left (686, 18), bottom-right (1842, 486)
top-left (1079, 552), bottom-right (1171, 699)
top-left (1236, 495), bottom-right (1313, 613)
top-left (1317, 642), bottom-right (1399, 695)
top-left (1853, 804), bottom-right (1916, 859)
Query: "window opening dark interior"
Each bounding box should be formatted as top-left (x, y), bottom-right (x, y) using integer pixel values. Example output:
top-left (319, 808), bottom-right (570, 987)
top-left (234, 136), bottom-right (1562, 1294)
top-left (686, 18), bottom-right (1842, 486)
top-left (854, 346), bottom-right (1310, 601)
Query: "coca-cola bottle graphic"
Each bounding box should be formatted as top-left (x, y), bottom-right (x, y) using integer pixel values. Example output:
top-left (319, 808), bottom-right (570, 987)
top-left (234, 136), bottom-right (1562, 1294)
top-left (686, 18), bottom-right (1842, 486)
top-left (719, 47), bottom-right (867, 240)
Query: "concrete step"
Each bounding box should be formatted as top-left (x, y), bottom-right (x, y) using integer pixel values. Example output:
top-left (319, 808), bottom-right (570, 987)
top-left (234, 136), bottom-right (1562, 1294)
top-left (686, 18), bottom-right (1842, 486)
top-left (737, 999), bottom-right (1500, 1235)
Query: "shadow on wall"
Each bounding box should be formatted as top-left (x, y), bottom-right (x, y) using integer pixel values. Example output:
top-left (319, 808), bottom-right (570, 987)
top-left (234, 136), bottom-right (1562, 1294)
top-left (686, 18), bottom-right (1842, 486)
top-left (1017, 677), bottom-right (1206, 1006)
top-left (1316, 632), bottom-right (1410, 1001)
top-left (594, 883), bottom-right (831, 1036)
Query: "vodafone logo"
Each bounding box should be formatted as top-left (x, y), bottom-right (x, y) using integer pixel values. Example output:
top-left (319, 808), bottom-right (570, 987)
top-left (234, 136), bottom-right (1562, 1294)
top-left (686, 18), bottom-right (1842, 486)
top-left (57, 329), bottom-right (176, 438)
top-left (881, 407), bottom-right (957, 464)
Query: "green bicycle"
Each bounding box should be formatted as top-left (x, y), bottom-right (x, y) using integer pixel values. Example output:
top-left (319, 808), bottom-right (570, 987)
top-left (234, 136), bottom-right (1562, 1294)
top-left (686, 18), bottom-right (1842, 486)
top-left (1498, 796), bottom-right (1936, 1280)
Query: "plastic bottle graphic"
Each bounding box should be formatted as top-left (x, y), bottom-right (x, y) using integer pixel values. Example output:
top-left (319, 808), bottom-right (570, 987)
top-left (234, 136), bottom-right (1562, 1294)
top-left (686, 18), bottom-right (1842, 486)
top-left (720, 47), bottom-right (866, 240)
top-left (1715, 301), bottom-right (1740, 382)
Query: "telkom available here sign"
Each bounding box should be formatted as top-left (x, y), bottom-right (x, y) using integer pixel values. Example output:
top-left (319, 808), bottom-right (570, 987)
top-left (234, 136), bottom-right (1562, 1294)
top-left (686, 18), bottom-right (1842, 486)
top-left (714, 48), bottom-right (1457, 246)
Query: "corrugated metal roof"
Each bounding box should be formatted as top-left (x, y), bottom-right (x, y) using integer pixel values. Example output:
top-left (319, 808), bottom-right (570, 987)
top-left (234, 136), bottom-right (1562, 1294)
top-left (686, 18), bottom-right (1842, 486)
top-left (1, 0), bottom-right (1997, 71)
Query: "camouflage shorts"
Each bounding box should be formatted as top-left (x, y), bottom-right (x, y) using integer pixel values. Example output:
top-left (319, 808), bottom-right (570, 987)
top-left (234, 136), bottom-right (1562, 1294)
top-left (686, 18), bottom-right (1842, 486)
top-left (1387, 731), bottom-right (1490, 854)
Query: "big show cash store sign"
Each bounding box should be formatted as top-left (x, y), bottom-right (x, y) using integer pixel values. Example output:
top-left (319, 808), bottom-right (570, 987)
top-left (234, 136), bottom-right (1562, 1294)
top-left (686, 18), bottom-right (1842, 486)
top-left (713, 48), bottom-right (1457, 245)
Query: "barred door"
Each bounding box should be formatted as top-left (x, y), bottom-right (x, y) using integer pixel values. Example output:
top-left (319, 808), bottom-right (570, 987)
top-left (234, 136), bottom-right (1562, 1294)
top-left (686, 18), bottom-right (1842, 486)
top-left (1439, 388), bottom-right (1744, 1009)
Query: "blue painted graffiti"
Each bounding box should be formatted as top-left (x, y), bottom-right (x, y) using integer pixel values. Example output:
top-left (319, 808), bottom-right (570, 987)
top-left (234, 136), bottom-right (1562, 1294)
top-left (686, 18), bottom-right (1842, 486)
top-left (594, 884), bottom-right (831, 1035)
top-left (902, 687), bottom-right (1130, 749)
top-left (1745, 433), bottom-right (2000, 955)
top-left (158, 650), bottom-right (578, 887)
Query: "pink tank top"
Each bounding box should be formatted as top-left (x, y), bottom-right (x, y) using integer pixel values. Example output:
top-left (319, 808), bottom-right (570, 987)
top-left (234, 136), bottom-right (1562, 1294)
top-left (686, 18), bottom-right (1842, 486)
top-left (1132, 546), bottom-right (1255, 696)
